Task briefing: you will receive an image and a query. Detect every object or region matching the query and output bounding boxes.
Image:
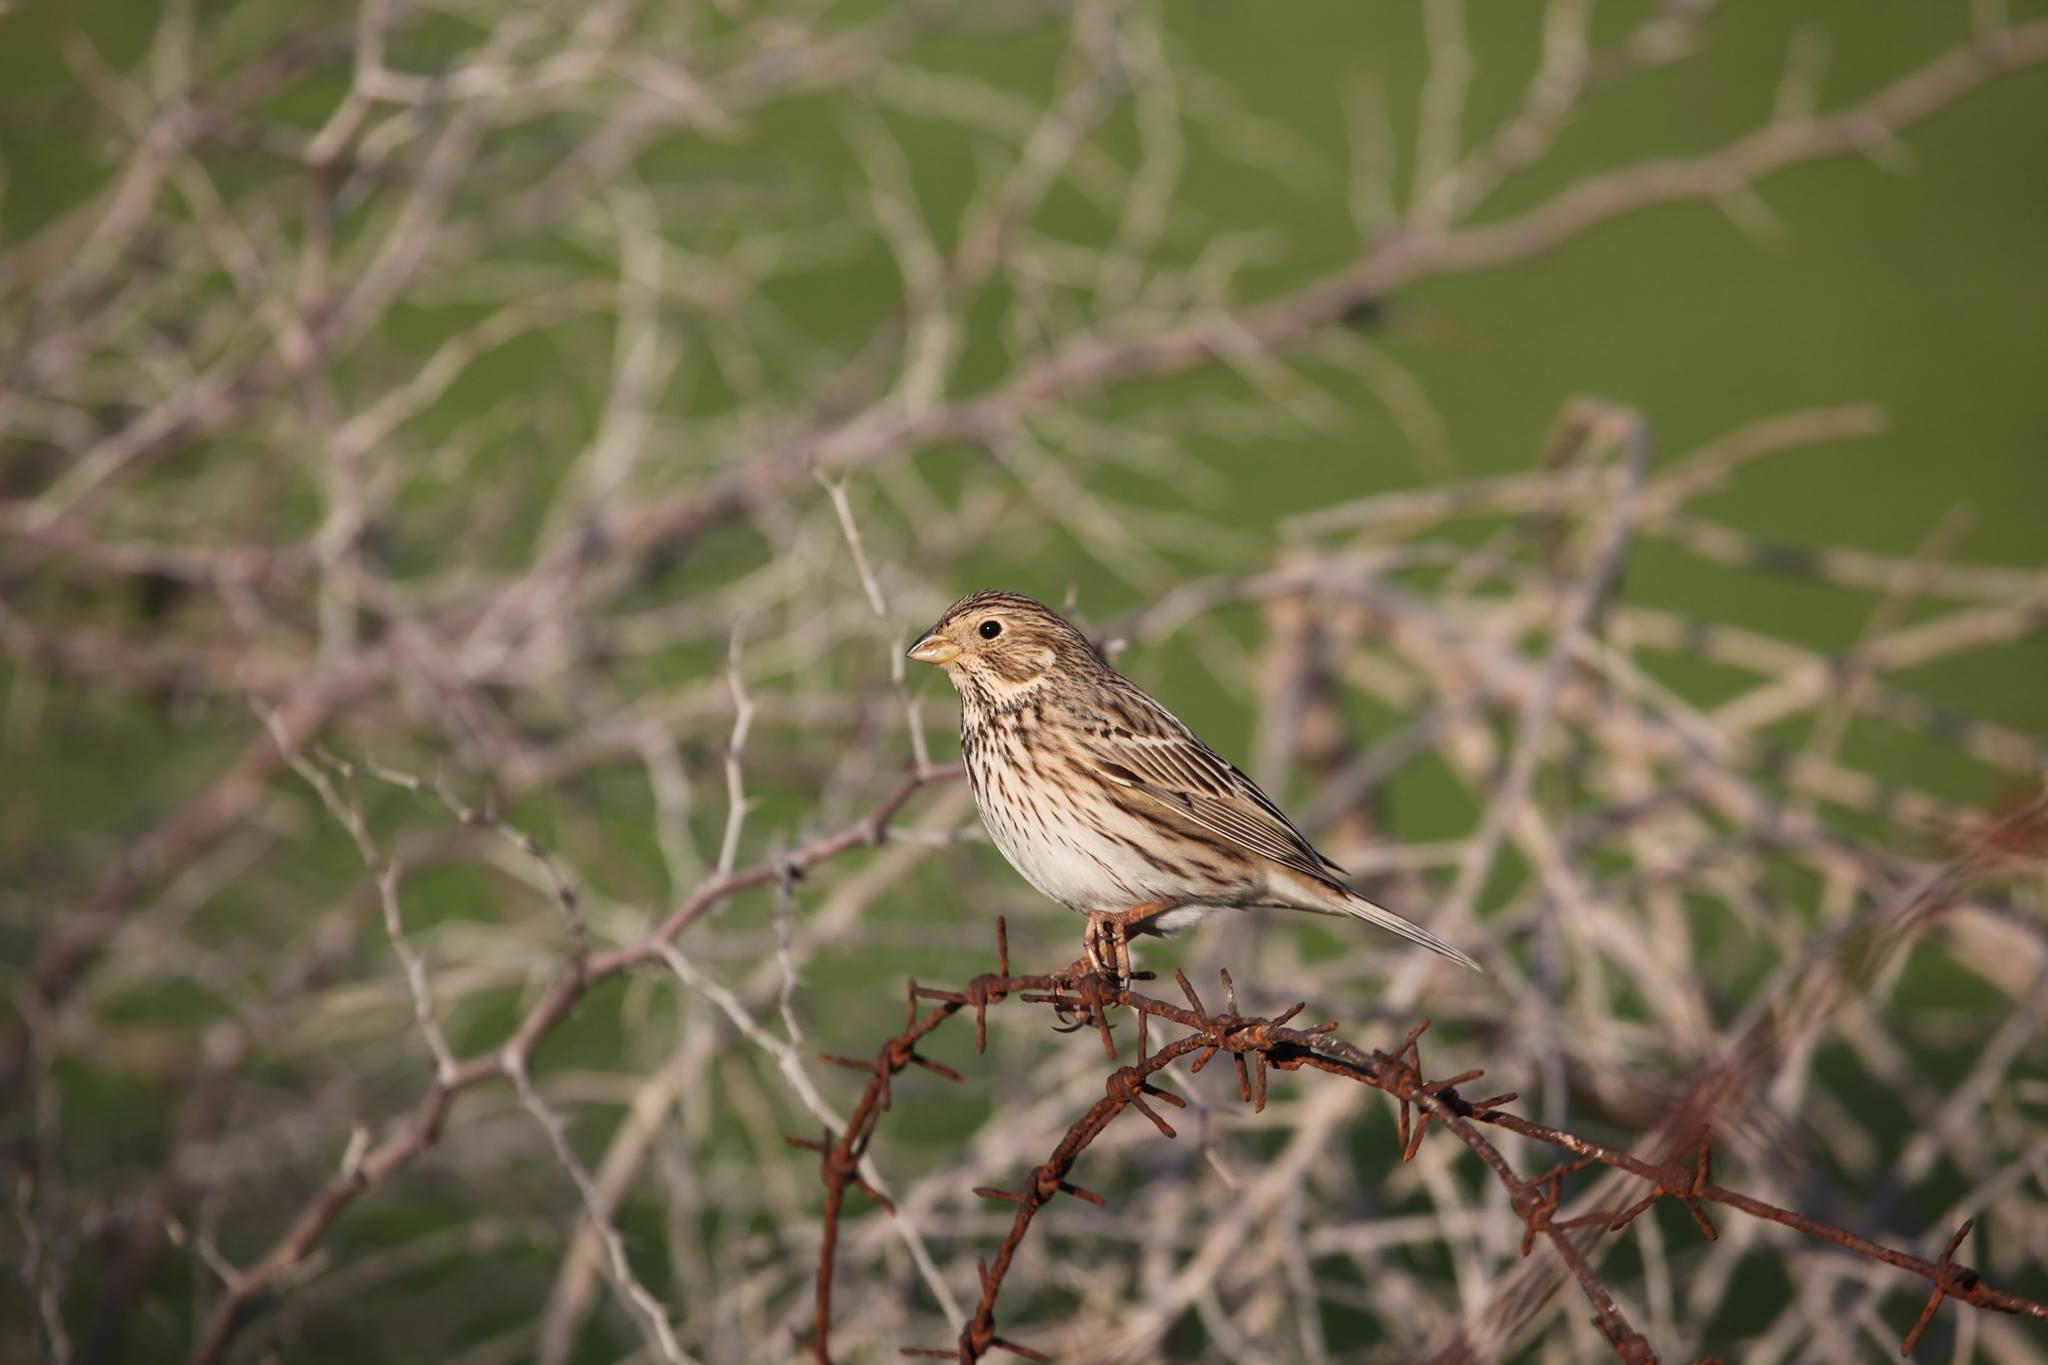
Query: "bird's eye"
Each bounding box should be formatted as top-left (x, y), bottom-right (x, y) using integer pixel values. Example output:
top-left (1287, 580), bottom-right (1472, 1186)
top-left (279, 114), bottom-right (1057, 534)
top-left (979, 619), bottom-right (1002, 639)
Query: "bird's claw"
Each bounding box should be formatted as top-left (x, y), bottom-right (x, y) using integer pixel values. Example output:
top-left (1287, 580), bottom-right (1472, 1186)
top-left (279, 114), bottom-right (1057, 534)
top-left (1082, 911), bottom-right (1134, 989)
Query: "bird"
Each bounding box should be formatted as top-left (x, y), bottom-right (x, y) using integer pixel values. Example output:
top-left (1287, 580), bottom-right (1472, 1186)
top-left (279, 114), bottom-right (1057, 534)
top-left (906, 589), bottom-right (1479, 982)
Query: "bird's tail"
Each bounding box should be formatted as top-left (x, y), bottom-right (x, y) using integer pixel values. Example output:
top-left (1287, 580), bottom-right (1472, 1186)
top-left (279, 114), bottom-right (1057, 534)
top-left (1339, 889), bottom-right (1482, 972)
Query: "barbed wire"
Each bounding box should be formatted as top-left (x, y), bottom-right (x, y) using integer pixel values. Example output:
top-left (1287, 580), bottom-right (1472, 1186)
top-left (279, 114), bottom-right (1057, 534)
top-left (806, 886), bottom-right (2048, 1364)
top-left (6, 4), bottom-right (2048, 1361)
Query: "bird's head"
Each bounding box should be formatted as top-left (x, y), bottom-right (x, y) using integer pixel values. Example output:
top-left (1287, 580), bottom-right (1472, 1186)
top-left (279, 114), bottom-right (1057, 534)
top-left (907, 590), bottom-right (1102, 704)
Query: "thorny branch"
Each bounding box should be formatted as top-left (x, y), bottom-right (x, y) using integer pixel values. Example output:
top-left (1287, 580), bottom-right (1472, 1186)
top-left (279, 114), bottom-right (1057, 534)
top-left (805, 911), bottom-right (2047, 1365)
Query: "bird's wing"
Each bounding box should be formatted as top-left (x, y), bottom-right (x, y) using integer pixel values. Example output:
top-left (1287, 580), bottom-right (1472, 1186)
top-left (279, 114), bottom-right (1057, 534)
top-left (1078, 688), bottom-right (1346, 885)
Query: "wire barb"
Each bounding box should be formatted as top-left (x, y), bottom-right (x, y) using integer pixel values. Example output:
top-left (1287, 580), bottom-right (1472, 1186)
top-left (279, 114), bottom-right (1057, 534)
top-left (804, 944), bottom-right (2048, 1363)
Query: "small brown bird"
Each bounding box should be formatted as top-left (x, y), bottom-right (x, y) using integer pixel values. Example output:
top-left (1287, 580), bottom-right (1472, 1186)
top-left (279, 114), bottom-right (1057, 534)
top-left (908, 590), bottom-right (1478, 980)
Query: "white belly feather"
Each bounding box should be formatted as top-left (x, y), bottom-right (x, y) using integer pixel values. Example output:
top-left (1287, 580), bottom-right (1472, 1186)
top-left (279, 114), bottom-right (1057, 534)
top-left (968, 731), bottom-right (1246, 932)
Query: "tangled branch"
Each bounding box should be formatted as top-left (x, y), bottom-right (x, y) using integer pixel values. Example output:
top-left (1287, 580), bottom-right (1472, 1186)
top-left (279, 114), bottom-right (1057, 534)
top-left (7, 5), bottom-right (2048, 1360)
top-left (182, 761), bottom-right (957, 1365)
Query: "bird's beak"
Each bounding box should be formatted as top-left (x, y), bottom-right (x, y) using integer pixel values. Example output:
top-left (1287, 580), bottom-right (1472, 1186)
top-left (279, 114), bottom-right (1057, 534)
top-left (906, 633), bottom-right (961, 666)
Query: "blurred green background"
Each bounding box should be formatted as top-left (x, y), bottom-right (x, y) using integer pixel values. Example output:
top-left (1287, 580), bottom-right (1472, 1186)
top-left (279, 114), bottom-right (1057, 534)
top-left (3, 1), bottom-right (2045, 1361)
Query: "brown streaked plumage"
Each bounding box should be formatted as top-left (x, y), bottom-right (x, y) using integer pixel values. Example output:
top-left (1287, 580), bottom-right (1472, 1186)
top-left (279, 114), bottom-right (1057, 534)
top-left (907, 589), bottom-right (1479, 978)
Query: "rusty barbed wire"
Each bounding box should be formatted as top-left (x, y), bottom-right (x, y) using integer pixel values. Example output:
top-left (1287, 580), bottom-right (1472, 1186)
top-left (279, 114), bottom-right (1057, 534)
top-left (8, 7), bottom-right (2048, 1361)
top-left (804, 915), bottom-right (2048, 1364)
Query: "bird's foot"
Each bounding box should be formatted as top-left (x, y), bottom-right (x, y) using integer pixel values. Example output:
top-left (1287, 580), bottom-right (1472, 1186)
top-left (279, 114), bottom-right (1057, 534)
top-left (1082, 911), bottom-right (1138, 989)
top-left (1080, 902), bottom-right (1171, 989)
top-left (1048, 906), bottom-right (1172, 1045)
